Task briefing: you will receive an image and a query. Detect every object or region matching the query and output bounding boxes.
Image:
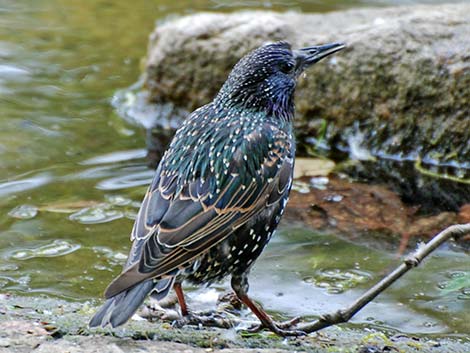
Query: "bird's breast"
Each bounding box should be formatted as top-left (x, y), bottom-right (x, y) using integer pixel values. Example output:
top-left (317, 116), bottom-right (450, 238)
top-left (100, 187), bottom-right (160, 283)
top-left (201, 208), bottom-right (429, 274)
top-left (185, 190), bottom-right (290, 284)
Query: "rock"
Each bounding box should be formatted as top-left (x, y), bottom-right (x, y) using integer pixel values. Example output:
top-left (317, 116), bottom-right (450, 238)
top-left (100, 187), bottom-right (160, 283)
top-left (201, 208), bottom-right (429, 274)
top-left (140, 4), bottom-right (470, 211)
top-left (293, 158), bottom-right (335, 179)
top-left (2, 295), bottom-right (470, 353)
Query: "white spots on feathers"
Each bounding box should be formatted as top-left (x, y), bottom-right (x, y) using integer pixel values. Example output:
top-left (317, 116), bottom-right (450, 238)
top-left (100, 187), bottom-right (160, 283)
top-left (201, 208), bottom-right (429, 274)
top-left (131, 42), bottom-right (299, 290)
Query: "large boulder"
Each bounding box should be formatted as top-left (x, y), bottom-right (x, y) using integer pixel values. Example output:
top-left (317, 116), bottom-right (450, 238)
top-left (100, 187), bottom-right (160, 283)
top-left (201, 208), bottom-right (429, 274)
top-left (140, 4), bottom-right (470, 211)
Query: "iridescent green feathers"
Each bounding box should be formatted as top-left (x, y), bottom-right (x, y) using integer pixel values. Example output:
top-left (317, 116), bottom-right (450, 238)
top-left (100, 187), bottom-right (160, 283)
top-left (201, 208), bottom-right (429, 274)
top-left (91, 40), bottom-right (347, 331)
top-left (104, 103), bottom-right (294, 298)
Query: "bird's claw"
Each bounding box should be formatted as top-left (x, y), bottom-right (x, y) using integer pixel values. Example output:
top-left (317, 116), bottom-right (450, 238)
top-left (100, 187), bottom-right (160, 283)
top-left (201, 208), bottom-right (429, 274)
top-left (171, 314), bottom-right (191, 328)
top-left (248, 316), bottom-right (306, 337)
top-left (172, 312), bottom-right (207, 328)
top-left (172, 311), bottom-right (235, 329)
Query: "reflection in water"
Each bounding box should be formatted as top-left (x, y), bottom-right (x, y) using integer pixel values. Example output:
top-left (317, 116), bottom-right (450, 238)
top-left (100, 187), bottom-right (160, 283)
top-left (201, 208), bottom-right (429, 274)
top-left (64, 162), bottom-right (153, 190)
top-left (9, 240), bottom-right (81, 260)
top-left (95, 168), bottom-right (153, 190)
top-left (81, 149), bottom-right (147, 165)
top-left (303, 268), bottom-right (372, 294)
top-left (0, 64), bottom-right (31, 77)
top-left (69, 205), bottom-right (124, 224)
top-left (8, 204), bottom-right (39, 219)
top-left (0, 173), bottom-right (53, 197)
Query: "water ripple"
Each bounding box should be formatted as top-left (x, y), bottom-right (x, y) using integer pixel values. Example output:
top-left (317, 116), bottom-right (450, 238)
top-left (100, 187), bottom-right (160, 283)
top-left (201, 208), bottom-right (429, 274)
top-left (96, 169), bottom-right (153, 190)
top-left (0, 173), bottom-right (52, 197)
top-left (69, 204), bottom-right (124, 224)
top-left (9, 240), bottom-right (80, 260)
top-left (303, 268), bottom-right (372, 294)
top-left (81, 148), bottom-right (146, 165)
top-left (0, 64), bottom-right (30, 77)
top-left (8, 204), bottom-right (38, 219)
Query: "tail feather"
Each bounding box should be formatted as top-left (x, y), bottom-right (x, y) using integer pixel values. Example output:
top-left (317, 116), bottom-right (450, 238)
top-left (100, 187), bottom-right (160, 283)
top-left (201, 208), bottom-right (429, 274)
top-left (151, 277), bottom-right (175, 301)
top-left (89, 278), bottom-right (173, 328)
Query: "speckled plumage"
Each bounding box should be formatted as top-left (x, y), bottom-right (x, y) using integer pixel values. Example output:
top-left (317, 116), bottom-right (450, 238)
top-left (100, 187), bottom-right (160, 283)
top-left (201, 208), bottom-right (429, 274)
top-left (90, 41), bottom-right (345, 335)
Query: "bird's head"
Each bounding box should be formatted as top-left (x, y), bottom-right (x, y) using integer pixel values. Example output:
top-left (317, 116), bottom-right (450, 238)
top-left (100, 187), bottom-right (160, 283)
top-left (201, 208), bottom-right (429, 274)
top-left (216, 41), bottom-right (345, 120)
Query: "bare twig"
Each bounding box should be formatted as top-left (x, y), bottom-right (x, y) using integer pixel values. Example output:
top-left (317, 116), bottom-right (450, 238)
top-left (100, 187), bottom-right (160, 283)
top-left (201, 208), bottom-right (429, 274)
top-left (296, 223), bottom-right (470, 333)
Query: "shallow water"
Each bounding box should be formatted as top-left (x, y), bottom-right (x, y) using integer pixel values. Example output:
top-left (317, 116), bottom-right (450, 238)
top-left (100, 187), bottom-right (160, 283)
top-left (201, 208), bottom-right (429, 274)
top-left (0, 0), bottom-right (469, 336)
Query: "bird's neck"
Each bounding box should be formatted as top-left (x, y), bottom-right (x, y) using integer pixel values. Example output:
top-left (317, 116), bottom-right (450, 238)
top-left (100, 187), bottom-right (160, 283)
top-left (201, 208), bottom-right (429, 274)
top-left (215, 87), bottom-right (295, 123)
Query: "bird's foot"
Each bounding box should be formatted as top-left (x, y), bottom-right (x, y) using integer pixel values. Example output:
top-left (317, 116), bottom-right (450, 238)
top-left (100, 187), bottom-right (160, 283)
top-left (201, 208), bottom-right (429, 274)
top-left (172, 311), bottom-right (236, 329)
top-left (140, 302), bottom-right (180, 322)
top-left (217, 291), bottom-right (243, 311)
top-left (171, 312), bottom-right (196, 328)
top-left (248, 316), bottom-right (306, 337)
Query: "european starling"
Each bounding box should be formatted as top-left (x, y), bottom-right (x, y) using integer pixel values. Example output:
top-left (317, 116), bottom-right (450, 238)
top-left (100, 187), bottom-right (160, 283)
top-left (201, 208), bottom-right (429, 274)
top-left (90, 41), bottom-right (345, 336)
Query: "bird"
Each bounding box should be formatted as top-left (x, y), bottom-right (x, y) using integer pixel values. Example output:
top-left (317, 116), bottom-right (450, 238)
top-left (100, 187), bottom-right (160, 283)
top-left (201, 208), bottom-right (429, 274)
top-left (90, 40), bottom-right (345, 336)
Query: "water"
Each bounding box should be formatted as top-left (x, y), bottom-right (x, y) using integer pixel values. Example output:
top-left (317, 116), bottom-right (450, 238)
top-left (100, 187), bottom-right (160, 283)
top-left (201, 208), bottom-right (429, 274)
top-left (0, 0), bottom-right (469, 336)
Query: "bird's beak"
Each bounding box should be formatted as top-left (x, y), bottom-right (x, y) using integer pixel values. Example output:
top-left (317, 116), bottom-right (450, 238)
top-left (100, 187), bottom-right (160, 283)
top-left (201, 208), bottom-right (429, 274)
top-left (294, 42), bottom-right (346, 72)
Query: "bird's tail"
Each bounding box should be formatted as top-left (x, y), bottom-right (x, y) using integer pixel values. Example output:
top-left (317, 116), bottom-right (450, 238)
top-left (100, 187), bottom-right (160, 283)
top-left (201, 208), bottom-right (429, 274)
top-left (89, 277), bottom-right (174, 328)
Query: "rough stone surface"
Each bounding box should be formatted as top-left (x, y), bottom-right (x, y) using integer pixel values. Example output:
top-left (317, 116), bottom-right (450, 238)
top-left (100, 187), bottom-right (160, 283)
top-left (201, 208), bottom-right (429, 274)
top-left (143, 4), bottom-right (470, 210)
top-left (1, 295), bottom-right (469, 353)
top-left (145, 4), bottom-right (470, 158)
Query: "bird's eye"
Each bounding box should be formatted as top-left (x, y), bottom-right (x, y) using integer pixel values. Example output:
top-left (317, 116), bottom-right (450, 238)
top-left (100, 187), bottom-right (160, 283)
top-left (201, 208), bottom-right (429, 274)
top-left (279, 61), bottom-right (295, 74)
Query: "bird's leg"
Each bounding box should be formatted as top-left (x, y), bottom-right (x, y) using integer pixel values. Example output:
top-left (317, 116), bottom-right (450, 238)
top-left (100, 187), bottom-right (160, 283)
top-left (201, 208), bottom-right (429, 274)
top-left (171, 282), bottom-right (197, 328)
top-left (173, 282), bottom-right (189, 316)
top-left (231, 274), bottom-right (305, 337)
top-left (171, 282), bottom-right (234, 329)
top-left (397, 232), bottom-right (412, 256)
top-left (174, 282), bottom-right (216, 317)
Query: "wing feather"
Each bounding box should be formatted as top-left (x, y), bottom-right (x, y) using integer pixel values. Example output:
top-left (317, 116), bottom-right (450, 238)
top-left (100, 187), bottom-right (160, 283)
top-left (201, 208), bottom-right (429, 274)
top-left (104, 119), bottom-right (293, 299)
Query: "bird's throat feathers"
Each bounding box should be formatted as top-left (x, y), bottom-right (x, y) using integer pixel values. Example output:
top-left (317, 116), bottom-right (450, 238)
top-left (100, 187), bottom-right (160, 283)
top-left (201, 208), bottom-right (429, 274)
top-left (216, 81), bottom-right (295, 123)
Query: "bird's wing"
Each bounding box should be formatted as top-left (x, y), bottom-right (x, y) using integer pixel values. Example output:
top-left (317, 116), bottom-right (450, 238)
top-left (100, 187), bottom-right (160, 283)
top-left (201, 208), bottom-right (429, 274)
top-left (104, 123), bottom-right (293, 298)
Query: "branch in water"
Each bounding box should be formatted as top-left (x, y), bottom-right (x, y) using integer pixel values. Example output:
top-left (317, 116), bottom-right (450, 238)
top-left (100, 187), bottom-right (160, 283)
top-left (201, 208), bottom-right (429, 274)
top-left (296, 223), bottom-right (470, 333)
